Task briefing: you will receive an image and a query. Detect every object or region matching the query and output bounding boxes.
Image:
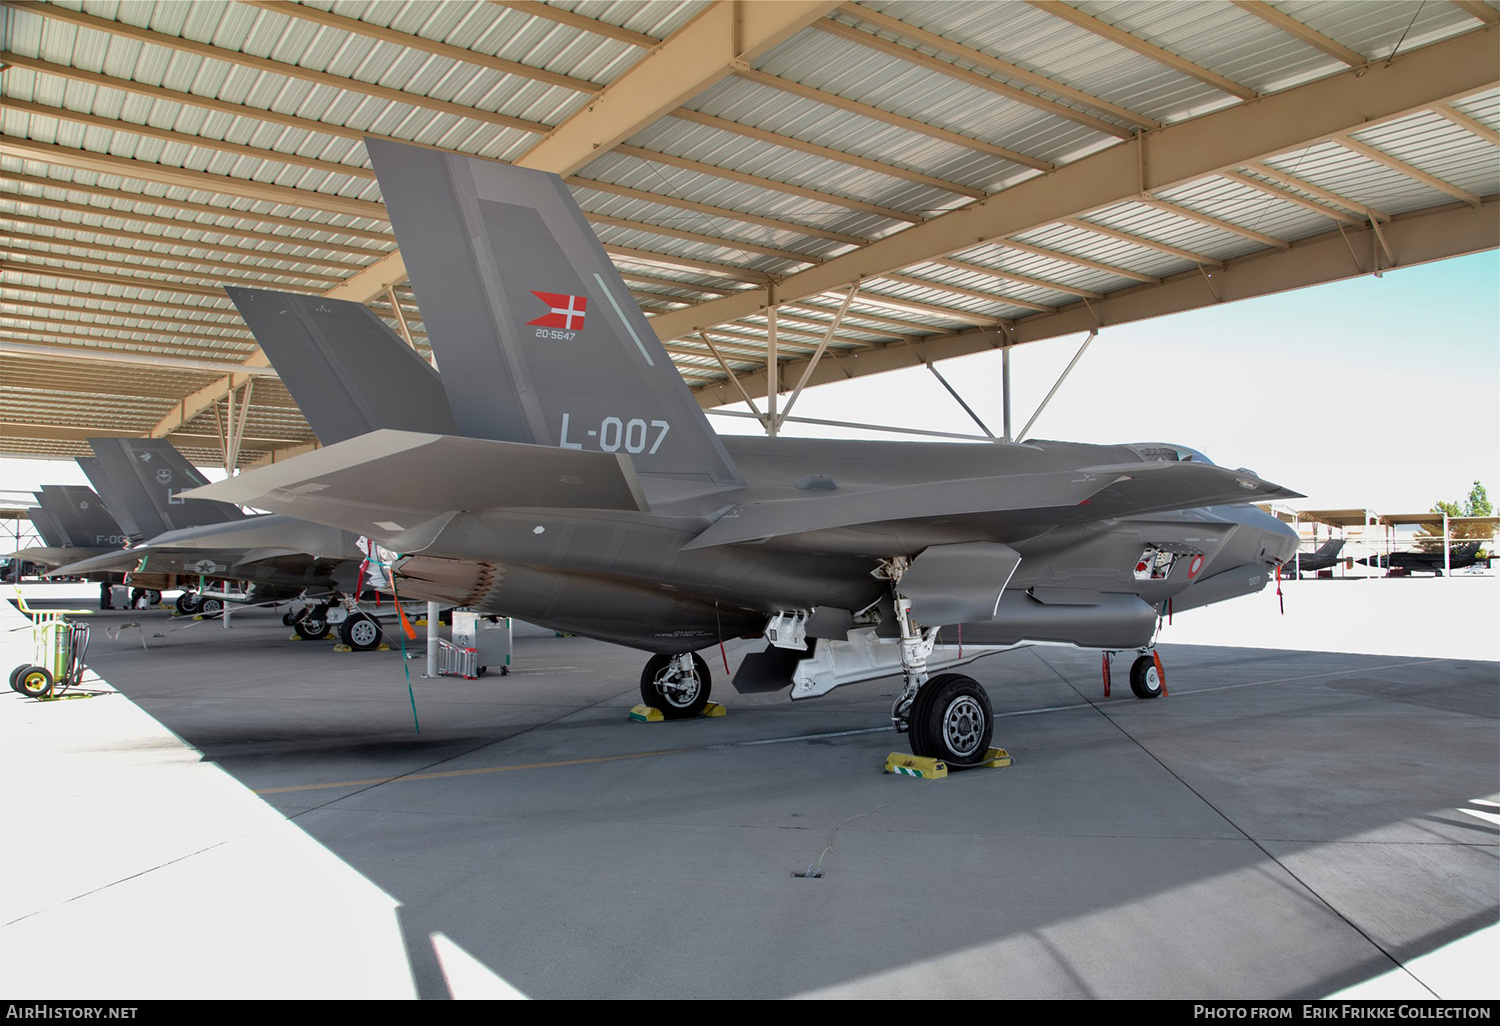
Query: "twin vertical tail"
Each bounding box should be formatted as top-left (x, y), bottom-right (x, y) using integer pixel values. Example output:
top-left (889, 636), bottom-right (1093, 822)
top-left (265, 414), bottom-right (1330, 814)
top-left (225, 288), bottom-right (458, 446)
top-left (363, 139), bottom-right (744, 493)
top-left (86, 438), bottom-right (247, 538)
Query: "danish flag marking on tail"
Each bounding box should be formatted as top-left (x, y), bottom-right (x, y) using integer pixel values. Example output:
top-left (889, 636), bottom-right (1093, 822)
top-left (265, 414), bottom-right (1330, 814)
top-left (528, 291), bottom-right (587, 330)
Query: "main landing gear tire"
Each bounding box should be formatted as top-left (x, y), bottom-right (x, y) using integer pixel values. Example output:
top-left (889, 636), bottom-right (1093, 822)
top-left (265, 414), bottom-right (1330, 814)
top-left (176, 592), bottom-right (202, 615)
top-left (1130, 655), bottom-right (1163, 699)
top-left (14, 665), bottom-right (54, 698)
top-left (198, 597), bottom-right (224, 617)
top-left (909, 673), bottom-right (993, 768)
top-left (640, 652), bottom-right (711, 719)
top-left (338, 612), bottom-right (383, 651)
top-left (294, 606), bottom-right (331, 641)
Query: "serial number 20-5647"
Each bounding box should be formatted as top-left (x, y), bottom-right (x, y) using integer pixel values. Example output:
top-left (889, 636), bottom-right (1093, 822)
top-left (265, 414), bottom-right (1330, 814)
top-left (560, 413), bottom-right (670, 455)
top-left (535, 328), bottom-right (578, 341)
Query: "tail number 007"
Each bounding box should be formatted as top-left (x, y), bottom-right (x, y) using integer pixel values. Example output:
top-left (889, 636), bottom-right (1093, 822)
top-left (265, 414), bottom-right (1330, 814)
top-left (560, 413), bottom-right (670, 455)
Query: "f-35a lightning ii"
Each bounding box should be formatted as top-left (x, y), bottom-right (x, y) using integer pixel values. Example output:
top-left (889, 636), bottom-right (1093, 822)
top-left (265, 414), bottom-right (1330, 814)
top-left (191, 140), bottom-right (1300, 767)
top-left (1358, 541), bottom-right (1487, 575)
top-left (1283, 537), bottom-right (1345, 577)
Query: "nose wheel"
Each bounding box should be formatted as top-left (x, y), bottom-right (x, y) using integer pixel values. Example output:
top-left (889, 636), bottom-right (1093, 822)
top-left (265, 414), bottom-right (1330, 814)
top-left (1129, 652), bottom-right (1165, 699)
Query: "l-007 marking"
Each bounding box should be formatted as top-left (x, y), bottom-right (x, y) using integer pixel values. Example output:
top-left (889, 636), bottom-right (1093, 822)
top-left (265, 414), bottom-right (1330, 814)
top-left (559, 412), bottom-right (670, 454)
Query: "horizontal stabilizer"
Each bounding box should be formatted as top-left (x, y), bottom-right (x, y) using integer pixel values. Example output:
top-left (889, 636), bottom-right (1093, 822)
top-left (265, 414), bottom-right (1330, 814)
top-left (182, 429), bottom-right (649, 539)
top-left (685, 460), bottom-right (1295, 549)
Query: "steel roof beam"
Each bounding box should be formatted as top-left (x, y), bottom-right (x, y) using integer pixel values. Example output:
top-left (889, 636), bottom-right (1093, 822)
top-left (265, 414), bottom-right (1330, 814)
top-left (611, 144), bottom-right (918, 223)
top-left (0, 139), bottom-right (388, 222)
top-left (931, 257), bottom-right (1105, 300)
top-left (575, 173), bottom-right (870, 246)
top-left (2, 2), bottom-right (551, 137)
top-left (651, 27), bottom-right (1498, 344)
top-left (1057, 217), bottom-right (1226, 267)
top-left (1336, 134), bottom-right (1483, 205)
top-left (1228, 2), bottom-right (1367, 67)
top-left (1024, 0), bottom-right (1258, 101)
top-left (328, 1), bottom-right (840, 302)
top-left (1239, 162), bottom-right (1391, 223)
top-left (4, 98), bottom-right (377, 183)
top-left (1, 190), bottom-right (388, 259)
top-left (485, 1), bottom-right (662, 50)
top-left (516, 1), bottom-right (838, 177)
top-left (1, 214), bottom-right (372, 274)
top-left (1136, 198), bottom-right (1291, 250)
top-left (814, 18), bottom-right (1136, 140)
top-left (238, 0), bottom-right (599, 94)
top-left (690, 199), bottom-right (1496, 406)
top-left (1432, 102), bottom-right (1500, 146)
top-left (0, 340), bottom-right (279, 377)
top-left (837, 3), bottom-right (1161, 130)
top-left (666, 109), bottom-right (987, 200)
top-left (1216, 170), bottom-right (1367, 226)
top-left (731, 66), bottom-right (1054, 173)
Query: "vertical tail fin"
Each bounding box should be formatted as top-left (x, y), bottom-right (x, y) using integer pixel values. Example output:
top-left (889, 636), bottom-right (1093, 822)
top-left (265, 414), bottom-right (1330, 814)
top-left (365, 138), bottom-right (743, 492)
top-left (27, 506), bottom-right (64, 548)
top-left (87, 439), bottom-right (247, 537)
top-left (226, 287), bottom-right (458, 445)
top-left (34, 485), bottom-right (129, 548)
top-left (76, 455), bottom-right (142, 541)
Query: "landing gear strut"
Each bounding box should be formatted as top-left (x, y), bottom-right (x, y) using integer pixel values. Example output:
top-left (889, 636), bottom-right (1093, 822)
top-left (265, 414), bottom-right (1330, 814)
top-left (640, 652), bottom-right (711, 719)
top-left (880, 558), bottom-right (993, 767)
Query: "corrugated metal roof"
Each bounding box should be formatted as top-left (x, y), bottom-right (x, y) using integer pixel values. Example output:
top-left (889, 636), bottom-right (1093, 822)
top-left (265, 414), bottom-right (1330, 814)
top-left (2, 0), bottom-right (1495, 462)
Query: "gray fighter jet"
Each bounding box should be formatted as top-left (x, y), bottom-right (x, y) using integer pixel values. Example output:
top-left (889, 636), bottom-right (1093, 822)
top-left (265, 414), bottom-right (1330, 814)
top-left (7, 484), bottom-right (132, 572)
top-left (190, 141), bottom-right (1300, 766)
top-left (1358, 541), bottom-right (1487, 575)
top-left (1282, 537), bottom-right (1345, 577)
top-left (53, 438), bottom-right (373, 636)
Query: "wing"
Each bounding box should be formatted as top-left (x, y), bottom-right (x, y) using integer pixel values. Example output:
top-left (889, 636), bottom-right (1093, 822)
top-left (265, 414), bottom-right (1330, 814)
top-left (683, 460), bottom-right (1300, 550)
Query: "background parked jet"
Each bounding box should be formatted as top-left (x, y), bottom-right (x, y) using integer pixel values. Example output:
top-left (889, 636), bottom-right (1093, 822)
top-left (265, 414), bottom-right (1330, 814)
top-left (1283, 537), bottom-right (1345, 577)
top-left (192, 141), bottom-right (1300, 766)
top-left (1358, 541), bottom-right (1487, 575)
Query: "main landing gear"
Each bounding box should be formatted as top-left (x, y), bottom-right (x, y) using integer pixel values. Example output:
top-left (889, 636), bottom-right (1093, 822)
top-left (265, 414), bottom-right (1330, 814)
top-left (880, 558), bottom-right (994, 767)
top-left (1103, 649), bottom-right (1166, 699)
top-left (640, 652), bottom-right (711, 719)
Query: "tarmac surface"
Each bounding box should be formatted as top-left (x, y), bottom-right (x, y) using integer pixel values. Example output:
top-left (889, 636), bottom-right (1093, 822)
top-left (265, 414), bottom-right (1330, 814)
top-left (2, 579), bottom-right (1496, 1000)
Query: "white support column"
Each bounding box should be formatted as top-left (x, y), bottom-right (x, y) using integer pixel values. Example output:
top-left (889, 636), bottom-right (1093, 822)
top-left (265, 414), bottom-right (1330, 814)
top-left (1443, 512), bottom-right (1451, 576)
top-left (426, 601), bottom-right (440, 678)
top-left (1001, 346), bottom-right (1012, 442)
top-left (765, 287), bottom-right (779, 438)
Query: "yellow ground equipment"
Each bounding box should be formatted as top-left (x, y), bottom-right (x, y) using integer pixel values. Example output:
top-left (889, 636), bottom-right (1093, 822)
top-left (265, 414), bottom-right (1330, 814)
top-left (9, 590), bottom-right (92, 699)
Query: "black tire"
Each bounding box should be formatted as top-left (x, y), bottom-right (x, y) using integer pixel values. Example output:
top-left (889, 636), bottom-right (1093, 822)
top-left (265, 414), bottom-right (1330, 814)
top-left (338, 612), bottom-right (382, 651)
top-left (16, 665), bottom-right (54, 698)
top-left (176, 592), bottom-right (201, 615)
top-left (282, 609), bottom-right (300, 627)
top-left (912, 673), bottom-right (992, 767)
top-left (640, 652), bottom-right (711, 719)
top-left (198, 597), bottom-right (224, 617)
top-left (1129, 655), bottom-right (1163, 699)
top-left (905, 675), bottom-right (945, 759)
top-left (147, 590), bottom-right (162, 605)
top-left (295, 607), bottom-right (331, 641)
top-left (9, 664), bottom-right (29, 693)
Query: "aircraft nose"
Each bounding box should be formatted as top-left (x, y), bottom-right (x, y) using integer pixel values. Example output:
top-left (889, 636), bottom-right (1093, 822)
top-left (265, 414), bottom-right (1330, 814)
top-left (1261, 513), bottom-right (1299, 565)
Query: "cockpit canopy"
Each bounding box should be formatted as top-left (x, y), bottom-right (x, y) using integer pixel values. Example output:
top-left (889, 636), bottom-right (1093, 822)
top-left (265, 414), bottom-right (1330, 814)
top-left (1127, 443), bottom-right (1215, 466)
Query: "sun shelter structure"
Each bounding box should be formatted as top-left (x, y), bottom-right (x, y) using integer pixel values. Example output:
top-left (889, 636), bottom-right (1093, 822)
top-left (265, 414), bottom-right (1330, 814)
top-left (1, 0), bottom-right (1497, 470)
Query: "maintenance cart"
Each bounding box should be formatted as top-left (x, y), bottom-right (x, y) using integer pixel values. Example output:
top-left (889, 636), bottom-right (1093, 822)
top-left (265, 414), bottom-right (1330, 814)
top-left (9, 592), bottom-right (92, 699)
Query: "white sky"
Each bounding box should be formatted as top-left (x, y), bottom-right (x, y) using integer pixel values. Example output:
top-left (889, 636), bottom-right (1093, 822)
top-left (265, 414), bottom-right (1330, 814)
top-left (2, 250), bottom-right (1497, 524)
